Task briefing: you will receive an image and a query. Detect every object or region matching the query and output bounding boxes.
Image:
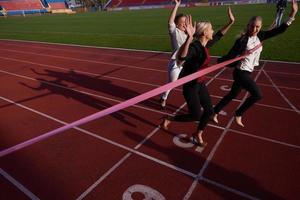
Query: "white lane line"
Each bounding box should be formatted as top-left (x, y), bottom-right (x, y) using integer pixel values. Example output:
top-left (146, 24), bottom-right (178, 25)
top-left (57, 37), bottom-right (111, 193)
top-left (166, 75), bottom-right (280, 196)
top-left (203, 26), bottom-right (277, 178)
top-left (0, 168), bottom-right (40, 200)
top-left (1, 39), bottom-right (300, 65)
top-left (263, 70), bottom-right (300, 115)
top-left (0, 42), bottom-right (168, 62)
top-left (0, 56), bottom-right (181, 92)
top-left (76, 103), bottom-right (187, 200)
top-left (0, 69), bottom-right (170, 117)
top-left (202, 177), bottom-right (259, 200)
top-left (0, 48), bottom-right (166, 73)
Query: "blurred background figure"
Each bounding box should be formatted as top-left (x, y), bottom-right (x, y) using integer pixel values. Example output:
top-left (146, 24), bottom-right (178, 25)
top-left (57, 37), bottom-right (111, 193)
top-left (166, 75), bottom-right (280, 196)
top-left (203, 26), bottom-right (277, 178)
top-left (275, 0), bottom-right (288, 27)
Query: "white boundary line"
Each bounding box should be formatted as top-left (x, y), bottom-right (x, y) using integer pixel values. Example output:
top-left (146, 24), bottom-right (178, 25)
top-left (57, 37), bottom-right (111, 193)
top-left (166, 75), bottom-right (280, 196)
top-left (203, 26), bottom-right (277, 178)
top-left (207, 76), bottom-right (300, 90)
top-left (2, 42), bottom-right (300, 78)
top-left (0, 95), bottom-right (258, 200)
top-left (183, 62), bottom-right (267, 200)
top-left (0, 168), bottom-right (40, 200)
top-left (0, 57), bottom-right (298, 114)
top-left (262, 70), bottom-right (300, 115)
top-left (76, 103), bottom-right (187, 200)
top-left (0, 69), bottom-right (170, 117)
top-left (0, 48), bottom-right (166, 73)
top-left (202, 177), bottom-right (259, 200)
top-left (1, 39), bottom-right (300, 64)
top-left (228, 128), bottom-right (300, 149)
top-left (0, 42), bottom-right (168, 62)
top-left (0, 56), bottom-right (180, 91)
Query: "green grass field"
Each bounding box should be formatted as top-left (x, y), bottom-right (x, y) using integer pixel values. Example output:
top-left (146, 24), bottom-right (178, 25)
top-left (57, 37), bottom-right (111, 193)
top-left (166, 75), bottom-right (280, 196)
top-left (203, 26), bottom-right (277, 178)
top-left (0, 4), bottom-right (299, 61)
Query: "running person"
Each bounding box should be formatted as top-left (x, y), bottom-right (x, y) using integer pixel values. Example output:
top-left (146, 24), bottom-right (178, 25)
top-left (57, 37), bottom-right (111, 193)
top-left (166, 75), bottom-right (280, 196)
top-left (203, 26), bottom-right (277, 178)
top-left (160, 0), bottom-right (187, 108)
top-left (213, 1), bottom-right (298, 127)
top-left (162, 9), bottom-right (235, 146)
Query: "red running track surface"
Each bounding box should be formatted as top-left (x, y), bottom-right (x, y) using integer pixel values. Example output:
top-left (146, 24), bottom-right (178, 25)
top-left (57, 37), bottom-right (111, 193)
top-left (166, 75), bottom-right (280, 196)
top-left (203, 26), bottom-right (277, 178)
top-left (0, 40), bottom-right (299, 200)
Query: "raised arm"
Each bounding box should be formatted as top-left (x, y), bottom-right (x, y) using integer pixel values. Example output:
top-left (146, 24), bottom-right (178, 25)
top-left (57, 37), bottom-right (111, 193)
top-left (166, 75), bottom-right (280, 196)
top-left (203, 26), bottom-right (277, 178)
top-left (177, 15), bottom-right (195, 65)
top-left (206, 6), bottom-right (235, 48)
top-left (220, 6), bottom-right (235, 35)
top-left (260, 0), bottom-right (298, 40)
top-left (168, 0), bottom-right (181, 25)
top-left (289, 0), bottom-right (298, 19)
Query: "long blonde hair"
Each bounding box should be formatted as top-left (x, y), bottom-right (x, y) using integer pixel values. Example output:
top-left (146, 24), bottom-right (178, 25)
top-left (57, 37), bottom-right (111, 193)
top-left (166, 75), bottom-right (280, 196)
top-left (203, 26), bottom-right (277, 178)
top-left (194, 21), bottom-right (211, 39)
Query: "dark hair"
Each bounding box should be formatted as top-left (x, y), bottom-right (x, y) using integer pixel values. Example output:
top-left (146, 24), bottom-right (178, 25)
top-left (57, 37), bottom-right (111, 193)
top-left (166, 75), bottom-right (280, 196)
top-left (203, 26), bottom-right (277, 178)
top-left (175, 14), bottom-right (185, 25)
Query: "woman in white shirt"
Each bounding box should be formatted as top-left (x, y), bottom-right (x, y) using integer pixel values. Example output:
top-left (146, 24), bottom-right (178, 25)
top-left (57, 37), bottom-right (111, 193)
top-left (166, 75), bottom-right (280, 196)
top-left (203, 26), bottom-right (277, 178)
top-left (160, 0), bottom-right (187, 108)
top-left (160, 1), bottom-right (235, 109)
top-left (213, 1), bottom-right (298, 127)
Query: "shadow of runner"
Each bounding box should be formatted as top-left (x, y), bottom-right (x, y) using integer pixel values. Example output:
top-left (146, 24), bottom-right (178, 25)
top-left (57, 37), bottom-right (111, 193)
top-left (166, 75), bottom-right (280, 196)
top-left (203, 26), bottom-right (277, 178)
top-left (19, 77), bottom-right (157, 128)
top-left (29, 68), bottom-right (165, 110)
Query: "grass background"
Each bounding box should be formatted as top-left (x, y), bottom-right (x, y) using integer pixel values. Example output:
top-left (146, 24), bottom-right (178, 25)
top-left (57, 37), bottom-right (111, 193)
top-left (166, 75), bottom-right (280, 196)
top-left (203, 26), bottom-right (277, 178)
top-left (0, 4), bottom-right (299, 61)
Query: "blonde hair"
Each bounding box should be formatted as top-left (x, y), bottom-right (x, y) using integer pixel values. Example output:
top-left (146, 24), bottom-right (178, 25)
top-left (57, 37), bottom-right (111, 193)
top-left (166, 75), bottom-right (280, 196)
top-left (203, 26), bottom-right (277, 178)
top-left (194, 21), bottom-right (211, 39)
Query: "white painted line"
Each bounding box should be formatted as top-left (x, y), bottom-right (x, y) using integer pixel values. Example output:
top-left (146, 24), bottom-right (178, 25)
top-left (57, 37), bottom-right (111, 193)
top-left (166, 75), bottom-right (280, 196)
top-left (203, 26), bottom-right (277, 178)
top-left (263, 70), bottom-right (300, 115)
top-left (0, 42), bottom-right (168, 62)
top-left (202, 177), bottom-right (259, 200)
top-left (0, 69), bottom-right (170, 117)
top-left (0, 168), bottom-right (40, 200)
top-left (77, 99), bottom-right (188, 199)
top-left (229, 128), bottom-right (300, 149)
top-left (0, 48), bottom-right (166, 73)
top-left (76, 153), bottom-right (132, 200)
top-left (0, 56), bottom-right (181, 92)
top-left (1, 39), bottom-right (299, 64)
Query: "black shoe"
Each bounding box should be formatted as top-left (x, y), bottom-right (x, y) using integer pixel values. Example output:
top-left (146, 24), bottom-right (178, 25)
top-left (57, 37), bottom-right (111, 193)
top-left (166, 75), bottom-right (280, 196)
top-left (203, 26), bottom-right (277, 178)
top-left (191, 136), bottom-right (207, 147)
top-left (159, 98), bottom-right (166, 109)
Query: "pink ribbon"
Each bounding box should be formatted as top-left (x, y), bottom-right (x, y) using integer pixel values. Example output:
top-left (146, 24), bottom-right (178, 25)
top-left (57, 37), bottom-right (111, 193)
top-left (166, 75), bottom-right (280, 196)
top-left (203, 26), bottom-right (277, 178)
top-left (0, 44), bottom-right (262, 157)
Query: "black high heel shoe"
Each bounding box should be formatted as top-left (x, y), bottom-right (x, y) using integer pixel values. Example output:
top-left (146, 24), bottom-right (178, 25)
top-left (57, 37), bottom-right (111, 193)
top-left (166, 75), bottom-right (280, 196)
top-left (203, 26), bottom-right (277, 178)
top-left (191, 136), bottom-right (207, 147)
top-left (159, 98), bottom-right (166, 109)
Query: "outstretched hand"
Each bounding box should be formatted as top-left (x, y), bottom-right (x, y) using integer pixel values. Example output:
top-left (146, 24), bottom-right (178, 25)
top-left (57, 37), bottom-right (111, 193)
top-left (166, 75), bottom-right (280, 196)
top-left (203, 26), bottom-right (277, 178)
top-left (227, 6), bottom-right (235, 23)
top-left (184, 15), bottom-right (196, 38)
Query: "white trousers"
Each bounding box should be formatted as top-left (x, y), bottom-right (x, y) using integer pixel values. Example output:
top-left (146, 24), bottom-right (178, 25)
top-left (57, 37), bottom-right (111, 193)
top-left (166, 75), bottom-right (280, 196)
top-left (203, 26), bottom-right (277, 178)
top-left (161, 59), bottom-right (183, 100)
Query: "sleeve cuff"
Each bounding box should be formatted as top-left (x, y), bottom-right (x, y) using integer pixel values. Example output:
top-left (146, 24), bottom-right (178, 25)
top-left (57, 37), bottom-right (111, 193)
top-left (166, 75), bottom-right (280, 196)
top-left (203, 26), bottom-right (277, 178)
top-left (286, 17), bottom-right (295, 26)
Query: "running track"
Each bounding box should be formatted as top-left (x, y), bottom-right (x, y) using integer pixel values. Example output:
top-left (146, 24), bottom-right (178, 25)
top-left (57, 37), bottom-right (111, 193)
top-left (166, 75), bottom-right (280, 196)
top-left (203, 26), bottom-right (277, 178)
top-left (0, 40), bottom-right (299, 200)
